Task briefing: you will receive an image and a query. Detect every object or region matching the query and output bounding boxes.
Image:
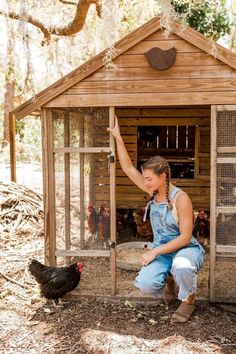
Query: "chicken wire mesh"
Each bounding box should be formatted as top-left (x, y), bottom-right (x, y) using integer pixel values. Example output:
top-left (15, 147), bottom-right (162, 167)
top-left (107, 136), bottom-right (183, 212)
top-left (52, 108), bottom-right (111, 253)
top-left (216, 111), bottom-right (236, 147)
top-left (216, 163), bottom-right (236, 207)
top-left (215, 110), bottom-right (236, 247)
top-left (216, 213), bottom-right (236, 246)
top-left (213, 258), bottom-right (236, 302)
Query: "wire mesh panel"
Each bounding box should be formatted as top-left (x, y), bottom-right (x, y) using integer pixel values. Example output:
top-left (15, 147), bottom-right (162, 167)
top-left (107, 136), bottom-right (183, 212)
top-left (211, 106), bottom-right (236, 302)
top-left (50, 107), bottom-right (114, 295)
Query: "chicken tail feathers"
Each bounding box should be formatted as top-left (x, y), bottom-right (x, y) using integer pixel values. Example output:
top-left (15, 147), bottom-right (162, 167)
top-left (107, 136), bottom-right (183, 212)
top-left (28, 259), bottom-right (49, 284)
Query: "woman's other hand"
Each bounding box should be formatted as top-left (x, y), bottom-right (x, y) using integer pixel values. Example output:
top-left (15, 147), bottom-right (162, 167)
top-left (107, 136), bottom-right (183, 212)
top-left (107, 115), bottom-right (121, 140)
top-left (141, 249), bottom-right (157, 266)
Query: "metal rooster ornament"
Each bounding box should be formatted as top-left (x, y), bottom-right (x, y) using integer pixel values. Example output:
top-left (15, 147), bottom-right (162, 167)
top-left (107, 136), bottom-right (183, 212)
top-left (145, 47), bottom-right (176, 70)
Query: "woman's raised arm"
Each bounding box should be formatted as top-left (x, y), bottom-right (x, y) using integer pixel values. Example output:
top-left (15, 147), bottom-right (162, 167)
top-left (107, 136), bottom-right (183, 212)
top-left (107, 116), bottom-right (149, 194)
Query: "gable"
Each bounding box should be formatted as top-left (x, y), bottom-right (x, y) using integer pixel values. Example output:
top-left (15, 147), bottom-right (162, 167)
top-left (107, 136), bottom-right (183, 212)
top-left (13, 16), bottom-right (236, 118)
top-left (46, 28), bottom-right (236, 108)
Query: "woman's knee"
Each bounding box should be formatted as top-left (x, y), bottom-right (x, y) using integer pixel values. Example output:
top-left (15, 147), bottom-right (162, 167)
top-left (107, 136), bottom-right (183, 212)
top-left (135, 271), bottom-right (165, 294)
top-left (171, 257), bottom-right (197, 280)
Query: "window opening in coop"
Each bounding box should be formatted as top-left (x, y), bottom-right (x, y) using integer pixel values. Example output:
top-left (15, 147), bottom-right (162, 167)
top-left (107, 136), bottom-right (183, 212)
top-left (137, 125), bottom-right (195, 178)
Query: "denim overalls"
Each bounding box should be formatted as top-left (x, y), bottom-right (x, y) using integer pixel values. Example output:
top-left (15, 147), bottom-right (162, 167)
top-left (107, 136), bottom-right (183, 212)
top-left (135, 186), bottom-right (205, 301)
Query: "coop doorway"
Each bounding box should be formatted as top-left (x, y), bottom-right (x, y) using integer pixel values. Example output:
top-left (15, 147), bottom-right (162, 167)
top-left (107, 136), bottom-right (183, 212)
top-left (115, 106), bottom-right (211, 299)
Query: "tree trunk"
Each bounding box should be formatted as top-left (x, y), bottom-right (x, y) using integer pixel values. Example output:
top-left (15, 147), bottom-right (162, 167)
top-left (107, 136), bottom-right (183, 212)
top-left (4, 80), bottom-right (15, 142)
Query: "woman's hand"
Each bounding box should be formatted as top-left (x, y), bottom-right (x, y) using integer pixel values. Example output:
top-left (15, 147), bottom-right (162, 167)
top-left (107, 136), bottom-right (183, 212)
top-left (141, 249), bottom-right (157, 266)
top-left (107, 115), bottom-right (121, 140)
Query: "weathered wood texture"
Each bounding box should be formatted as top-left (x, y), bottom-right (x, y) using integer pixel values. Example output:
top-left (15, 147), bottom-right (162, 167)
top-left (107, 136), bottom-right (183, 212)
top-left (114, 107), bottom-right (210, 210)
top-left (45, 30), bottom-right (236, 108)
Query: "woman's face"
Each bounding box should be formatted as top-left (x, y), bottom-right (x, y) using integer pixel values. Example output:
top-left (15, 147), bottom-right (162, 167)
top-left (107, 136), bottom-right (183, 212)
top-left (142, 169), bottom-right (166, 193)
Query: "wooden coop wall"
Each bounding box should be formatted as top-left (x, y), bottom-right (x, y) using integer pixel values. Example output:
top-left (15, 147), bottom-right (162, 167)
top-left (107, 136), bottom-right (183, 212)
top-left (45, 31), bottom-right (236, 108)
top-left (115, 106), bottom-right (210, 211)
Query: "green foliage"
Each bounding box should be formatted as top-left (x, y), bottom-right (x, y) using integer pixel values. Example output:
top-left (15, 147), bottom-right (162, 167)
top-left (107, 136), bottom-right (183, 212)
top-left (171, 0), bottom-right (231, 40)
top-left (16, 117), bottom-right (41, 162)
top-left (16, 120), bottom-right (26, 141)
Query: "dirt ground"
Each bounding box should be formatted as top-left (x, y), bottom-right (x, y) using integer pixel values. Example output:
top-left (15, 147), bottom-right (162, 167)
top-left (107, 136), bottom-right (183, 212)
top-left (0, 171), bottom-right (235, 353)
top-left (1, 229), bottom-right (236, 354)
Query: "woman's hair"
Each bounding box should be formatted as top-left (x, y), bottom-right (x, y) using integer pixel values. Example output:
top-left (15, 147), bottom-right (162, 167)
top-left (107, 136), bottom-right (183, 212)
top-left (141, 156), bottom-right (172, 208)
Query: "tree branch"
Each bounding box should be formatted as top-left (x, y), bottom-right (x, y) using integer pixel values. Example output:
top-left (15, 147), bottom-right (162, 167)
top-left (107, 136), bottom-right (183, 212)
top-left (0, 0), bottom-right (102, 44)
top-left (59, 0), bottom-right (77, 5)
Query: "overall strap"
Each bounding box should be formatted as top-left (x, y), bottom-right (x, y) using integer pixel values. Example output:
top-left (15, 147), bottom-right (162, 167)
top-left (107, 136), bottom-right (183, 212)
top-left (170, 188), bottom-right (186, 225)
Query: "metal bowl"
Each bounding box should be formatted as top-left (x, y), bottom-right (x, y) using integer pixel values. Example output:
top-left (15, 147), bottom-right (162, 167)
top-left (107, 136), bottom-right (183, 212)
top-left (116, 241), bottom-right (152, 271)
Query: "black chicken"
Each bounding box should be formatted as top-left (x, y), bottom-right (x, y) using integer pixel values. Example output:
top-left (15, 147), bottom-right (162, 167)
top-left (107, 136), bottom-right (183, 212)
top-left (29, 259), bottom-right (83, 303)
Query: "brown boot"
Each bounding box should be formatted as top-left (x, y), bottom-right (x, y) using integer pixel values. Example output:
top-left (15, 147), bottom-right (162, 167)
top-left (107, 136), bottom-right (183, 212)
top-left (171, 302), bottom-right (195, 323)
top-left (163, 275), bottom-right (178, 305)
top-left (171, 294), bottom-right (195, 324)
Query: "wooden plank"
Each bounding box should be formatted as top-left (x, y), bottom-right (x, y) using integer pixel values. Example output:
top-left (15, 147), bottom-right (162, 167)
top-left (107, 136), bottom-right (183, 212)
top-left (118, 117), bottom-right (210, 126)
top-left (109, 107), bottom-right (116, 296)
top-left (79, 116), bottom-right (85, 250)
top-left (217, 147), bottom-right (236, 153)
top-left (217, 157), bottom-right (236, 163)
top-left (42, 108), bottom-right (56, 266)
top-left (9, 113), bottom-right (16, 182)
top-left (145, 31), bottom-right (180, 40)
top-left (216, 246), bottom-right (236, 253)
top-left (210, 105), bottom-right (217, 302)
top-left (64, 111), bottom-right (71, 265)
top-left (125, 39), bottom-right (203, 54)
top-left (55, 249), bottom-right (110, 257)
top-left (113, 52), bottom-right (222, 67)
top-left (116, 107), bottom-right (210, 118)
top-left (216, 206), bottom-right (236, 213)
top-left (83, 65), bottom-right (235, 82)
top-left (45, 91), bottom-right (236, 108)
top-left (53, 147), bottom-right (111, 153)
top-left (216, 105), bottom-right (236, 111)
top-left (66, 78), bottom-right (236, 95)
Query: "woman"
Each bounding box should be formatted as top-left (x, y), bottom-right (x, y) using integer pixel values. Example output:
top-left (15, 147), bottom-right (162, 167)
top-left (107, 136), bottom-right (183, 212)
top-left (108, 116), bottom-right (205, 324)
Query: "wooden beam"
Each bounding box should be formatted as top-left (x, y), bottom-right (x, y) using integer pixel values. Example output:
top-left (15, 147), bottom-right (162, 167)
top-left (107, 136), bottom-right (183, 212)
top-left (217, 147), bottom-right (236, 153)
top-left (215, 105), bottom-right (236, 111)
top-left (210, 105), bottom-right (217, 302)
top-left (42, 108), bottom-right (56, 266)
top-left (55, 249), bottom-right (110, 257)
top-left (53, 147), bottom-right (111, 153)
top-left (9, 112), bottom-right (16, 182)
top-left (109, 106), bottom-right (116, 296)
top-left (64, 111), bottom-right (71, 265)
top-left (216, 206), bottom-right (236, 213)
top-left (216, 245), bottom-right (236, 254)
top-left (45, 92), bottom-right (236, 108)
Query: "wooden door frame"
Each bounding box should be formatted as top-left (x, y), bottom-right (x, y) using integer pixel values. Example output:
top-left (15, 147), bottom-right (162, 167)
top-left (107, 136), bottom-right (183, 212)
top-left (210, 105), bottom-right (236, 302)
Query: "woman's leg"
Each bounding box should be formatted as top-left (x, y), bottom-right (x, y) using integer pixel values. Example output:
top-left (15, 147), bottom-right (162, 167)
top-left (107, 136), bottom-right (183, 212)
top-left (135, 254), bottom-right (173, 297)
top-left (171, 244), bottom-right (205, 301)
top-left (170, 244), bottom-right (205, 323)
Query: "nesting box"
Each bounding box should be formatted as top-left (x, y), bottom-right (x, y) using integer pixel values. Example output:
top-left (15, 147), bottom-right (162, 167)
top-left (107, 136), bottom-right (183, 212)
top-left (11, 15), bottom-right (236, 302)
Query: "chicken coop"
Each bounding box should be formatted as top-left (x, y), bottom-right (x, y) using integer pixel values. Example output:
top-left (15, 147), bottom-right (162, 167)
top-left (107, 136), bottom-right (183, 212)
top-left (11, 15), bottom-right (236, 303)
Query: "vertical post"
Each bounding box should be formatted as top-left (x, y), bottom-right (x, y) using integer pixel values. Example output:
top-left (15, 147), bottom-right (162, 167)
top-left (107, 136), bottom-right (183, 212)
top-left (42, 108), bottom-right (56, 266)
top-left (194, 127), bottom-right (200, 179)
top-left (109, 106), bottom-right (116, 296)
top-left (210, 105), bottom-right (217, 302)
top-left (9, 112), bottom-right (16, 182)
top-left (79, 112), bottom-right (85, 249)
top-left (64, 110), bottom-right (71, 265)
